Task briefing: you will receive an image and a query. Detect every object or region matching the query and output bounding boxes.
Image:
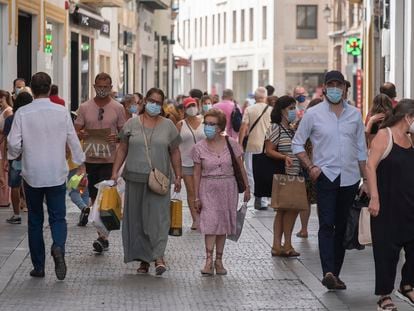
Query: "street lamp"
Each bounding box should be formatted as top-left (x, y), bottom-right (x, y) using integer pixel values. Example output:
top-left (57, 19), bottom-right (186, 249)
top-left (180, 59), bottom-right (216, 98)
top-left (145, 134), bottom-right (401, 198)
top-left (323, 4), bottom-right (344, 25)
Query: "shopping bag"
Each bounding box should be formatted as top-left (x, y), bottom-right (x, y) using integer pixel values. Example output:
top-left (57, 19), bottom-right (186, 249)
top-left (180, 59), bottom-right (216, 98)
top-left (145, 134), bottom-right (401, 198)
top-left (343, 191), bottom-right (369, 250)
top-left (358, 207), bottom-right (372, 246)
top-left (227, 203), bottom-right (248, 242)
top-left (100, 186), bottom-right (122, 231)
top-left (88, 180), bottom-right (113, 237)
top-left (270, 174), bottom-right (308, 211)
top-left (169, 192), bottom-right (182, 236)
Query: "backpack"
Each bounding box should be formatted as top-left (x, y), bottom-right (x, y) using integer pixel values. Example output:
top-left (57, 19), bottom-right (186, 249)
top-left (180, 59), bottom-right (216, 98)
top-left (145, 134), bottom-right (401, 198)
top-left (231, 102), bottom-right (242, 132)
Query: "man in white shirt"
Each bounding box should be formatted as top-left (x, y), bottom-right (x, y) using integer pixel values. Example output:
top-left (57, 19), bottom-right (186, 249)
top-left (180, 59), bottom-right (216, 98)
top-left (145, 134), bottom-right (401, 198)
top-left (239, 87), bottom-right (271, 210)
top-left (8, 72), bottom-right (85, 281)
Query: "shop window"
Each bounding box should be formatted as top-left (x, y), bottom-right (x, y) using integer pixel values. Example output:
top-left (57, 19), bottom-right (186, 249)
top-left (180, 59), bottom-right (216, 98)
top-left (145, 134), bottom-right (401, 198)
top-left (297, 5), bottom-right (317, 39)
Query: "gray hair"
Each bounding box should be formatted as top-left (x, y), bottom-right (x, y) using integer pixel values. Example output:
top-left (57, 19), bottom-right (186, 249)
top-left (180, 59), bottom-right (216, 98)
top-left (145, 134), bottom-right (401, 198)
top-left (255, 87), bottom-right (267, 100)
top-left (121, 94), bottom-right (136, 106)
top-left (222, 89), bottom-right (234, 100)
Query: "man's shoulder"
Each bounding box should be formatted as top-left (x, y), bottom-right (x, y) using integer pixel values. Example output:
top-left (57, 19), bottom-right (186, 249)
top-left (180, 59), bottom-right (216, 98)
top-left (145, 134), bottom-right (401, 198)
top-left (108, 99), bottom-right (124, 109)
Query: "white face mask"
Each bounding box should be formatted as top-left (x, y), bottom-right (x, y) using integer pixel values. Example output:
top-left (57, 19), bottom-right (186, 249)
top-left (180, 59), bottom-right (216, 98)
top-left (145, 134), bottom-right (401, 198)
top-left (406, 117), bottom-right (414, 133)
top-left (186, 107), bottom-right (198, 117)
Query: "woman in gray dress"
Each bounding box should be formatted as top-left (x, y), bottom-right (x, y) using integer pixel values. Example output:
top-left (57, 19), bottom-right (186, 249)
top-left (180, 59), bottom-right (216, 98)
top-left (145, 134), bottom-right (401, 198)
top-left (111, 88), bottom-right (182, 276)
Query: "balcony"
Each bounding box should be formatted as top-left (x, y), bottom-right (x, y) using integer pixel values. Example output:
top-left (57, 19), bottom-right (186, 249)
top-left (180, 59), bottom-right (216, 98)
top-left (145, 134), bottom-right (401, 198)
top-left (139, 0), bottom-right (169, 10)
top-left (79, 0), bottom-right (123, 8)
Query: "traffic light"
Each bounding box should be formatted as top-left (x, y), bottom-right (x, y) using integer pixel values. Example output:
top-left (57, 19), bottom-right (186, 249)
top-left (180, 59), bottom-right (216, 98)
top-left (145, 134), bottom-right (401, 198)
top-left (346, 37), bottom-right (362, 56)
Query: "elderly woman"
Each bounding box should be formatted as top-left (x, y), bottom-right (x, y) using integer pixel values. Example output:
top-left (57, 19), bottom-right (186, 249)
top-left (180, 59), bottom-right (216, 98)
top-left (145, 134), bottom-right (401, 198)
top-left (176, 97), bottom-right (205, 230)
top-left (193, 109), bottom-right (250, 276)
top-left (366, 99), bottom-right (414, 311)
top-left (111, 88), bottom-right (182, 276)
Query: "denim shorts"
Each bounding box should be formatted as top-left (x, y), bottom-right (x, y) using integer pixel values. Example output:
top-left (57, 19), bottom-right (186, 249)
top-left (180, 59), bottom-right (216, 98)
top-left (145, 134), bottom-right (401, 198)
top-left (8, 160), bottom-right (22, 188)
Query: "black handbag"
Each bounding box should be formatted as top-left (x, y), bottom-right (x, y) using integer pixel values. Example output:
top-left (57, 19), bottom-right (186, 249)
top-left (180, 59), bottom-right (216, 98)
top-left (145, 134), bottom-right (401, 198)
top-left (343, 190), bottom-right (369, 250)
top-left (225, 136), bottom-right (246, 193)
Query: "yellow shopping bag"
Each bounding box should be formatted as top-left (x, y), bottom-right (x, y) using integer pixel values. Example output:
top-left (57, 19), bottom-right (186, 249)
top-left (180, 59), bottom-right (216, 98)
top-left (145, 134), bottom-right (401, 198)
top-left (169, 192), bottom-right (182, 236)
top-left (100, 186), bottom-right (122, 231)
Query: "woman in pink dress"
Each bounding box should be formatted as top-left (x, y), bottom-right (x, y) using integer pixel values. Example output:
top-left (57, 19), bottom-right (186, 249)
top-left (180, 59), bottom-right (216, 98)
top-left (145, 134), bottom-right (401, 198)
top-left (193, 109), bottom-right (250, 276)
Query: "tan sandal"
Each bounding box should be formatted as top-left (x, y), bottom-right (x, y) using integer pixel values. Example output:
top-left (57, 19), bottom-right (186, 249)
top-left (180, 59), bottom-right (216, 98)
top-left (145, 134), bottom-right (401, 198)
top-left (201, 248), bottom-right (214, 276)
top-left (137, 261), bottom-right (150, 274)
top-left (155, 259), bottom-right (167, 276)
top-left (214, 252), bottom-right (227, 275)
top-left (271, 246), bottom-right (286, 257)
top-left (283, 247), bottom-right (300, 257)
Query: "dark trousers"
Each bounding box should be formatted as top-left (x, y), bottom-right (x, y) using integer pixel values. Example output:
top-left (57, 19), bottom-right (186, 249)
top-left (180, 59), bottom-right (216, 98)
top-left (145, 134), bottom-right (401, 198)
top-left (316, 173), bottom-right (359, 277)
top-left (24, 181), bottom-right (67, 271)
top-left (85, 163), bottom-right (113, 201)
top-left (372, 235), bottom-right (414, 295)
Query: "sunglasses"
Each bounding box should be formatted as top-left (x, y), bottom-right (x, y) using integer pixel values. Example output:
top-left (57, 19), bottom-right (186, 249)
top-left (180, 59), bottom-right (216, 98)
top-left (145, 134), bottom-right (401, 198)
top-left (98, 108), bottom-right (104, 121)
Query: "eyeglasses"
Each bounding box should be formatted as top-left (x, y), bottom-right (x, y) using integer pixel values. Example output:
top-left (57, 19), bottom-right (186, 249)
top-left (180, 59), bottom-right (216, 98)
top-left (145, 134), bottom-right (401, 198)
top-left (98, 108), bottom-right (105, 121)
top-left (203, 122), bottom-right (217, 126)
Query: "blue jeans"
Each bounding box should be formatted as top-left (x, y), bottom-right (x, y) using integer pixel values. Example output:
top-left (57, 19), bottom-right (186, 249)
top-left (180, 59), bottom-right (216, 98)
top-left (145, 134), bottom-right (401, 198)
top-left (68, 169), bottom-right (89, 211)
top-left (316, 173), bottom-right (359, 277)
top-left (24, 181), bottom-right (67, 271)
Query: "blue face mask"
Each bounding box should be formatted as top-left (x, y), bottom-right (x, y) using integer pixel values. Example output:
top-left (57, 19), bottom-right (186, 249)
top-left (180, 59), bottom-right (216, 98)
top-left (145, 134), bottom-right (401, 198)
top-left (326, 87), bottom-right (343, 104)
top-left (202, 104), bottom-right (212, 112)
top-left (296, 95), bottom-right (306, 103)
top-left (204, 125), bottom-right (217, 139)
top-left (145, 102), bottom-right (161, 116)
top-left (287, 110), bottom-right (296, 123)
top-left (129, 104), bottom-right (138, 114)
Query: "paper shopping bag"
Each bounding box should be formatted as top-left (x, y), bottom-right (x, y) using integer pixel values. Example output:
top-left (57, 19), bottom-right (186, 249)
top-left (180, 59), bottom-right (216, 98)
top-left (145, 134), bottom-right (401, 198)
top-left (270, 174), bottom-right (308, 211)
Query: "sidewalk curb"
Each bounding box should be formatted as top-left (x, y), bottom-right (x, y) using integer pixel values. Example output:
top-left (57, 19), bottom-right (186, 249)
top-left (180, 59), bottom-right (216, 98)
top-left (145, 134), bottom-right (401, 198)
top-left (0, 235), bottom-right (29, 295)
top-left (246, 213), bottom-right (350, 311)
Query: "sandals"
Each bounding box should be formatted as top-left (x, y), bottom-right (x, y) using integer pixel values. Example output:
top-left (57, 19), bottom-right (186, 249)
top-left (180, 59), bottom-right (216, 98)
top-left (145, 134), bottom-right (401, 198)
top-left (395, 286), bottom-right (414, 307)
top-left (137, 261), bottom-right (150, 274)
top-left (282, 247), bottom-right (300, 257)
top-left (271, 246), bottom-right (285, 257)
top-left (377, 296), bottom-right (398, 311)
top-left (214, 252), bottom-right (227, 276)
top-left (155, 259), bottom-right (167, 276)
top-left (201, 248), bottom-right (214, 276)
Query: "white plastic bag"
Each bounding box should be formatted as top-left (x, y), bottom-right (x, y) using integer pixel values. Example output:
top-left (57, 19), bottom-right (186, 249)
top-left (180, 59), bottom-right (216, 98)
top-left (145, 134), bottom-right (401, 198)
top-left (358, 207), bottom-right (372, 245)
top-left (88, 180), bottom-right (115, 238)
top-left (227, 203), bottom-right (248, 242)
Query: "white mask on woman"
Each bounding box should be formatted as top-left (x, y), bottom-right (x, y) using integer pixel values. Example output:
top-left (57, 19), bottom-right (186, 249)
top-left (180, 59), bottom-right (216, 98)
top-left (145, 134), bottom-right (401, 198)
top-left (186, 107), bottom-right (198, 117)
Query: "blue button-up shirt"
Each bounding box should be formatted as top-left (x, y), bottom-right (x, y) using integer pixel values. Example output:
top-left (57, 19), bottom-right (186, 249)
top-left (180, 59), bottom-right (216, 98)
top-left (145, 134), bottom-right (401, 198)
top-left (292, 100), bottom-right (367, 187)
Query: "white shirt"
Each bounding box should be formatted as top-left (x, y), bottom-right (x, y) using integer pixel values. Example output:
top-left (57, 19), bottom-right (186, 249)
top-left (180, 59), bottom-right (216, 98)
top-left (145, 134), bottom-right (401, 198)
top-left (8, 98), bottom-right (85, 187)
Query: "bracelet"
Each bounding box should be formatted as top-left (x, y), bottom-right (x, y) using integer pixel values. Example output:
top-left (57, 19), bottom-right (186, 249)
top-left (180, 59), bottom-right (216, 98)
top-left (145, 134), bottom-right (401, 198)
top-left (307, 165), bottom-right (316, 171)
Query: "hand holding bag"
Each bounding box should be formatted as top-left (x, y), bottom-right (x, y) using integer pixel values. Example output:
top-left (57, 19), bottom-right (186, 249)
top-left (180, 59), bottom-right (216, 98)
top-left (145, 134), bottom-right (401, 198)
top-left (225, 136), bottom-right (246, 193)
top-left (227, 203), bottom-right (248, 242)
top-left (270, 174), bottom-right (308, 211)
top-left (140, 120), bottom-right (170, 195)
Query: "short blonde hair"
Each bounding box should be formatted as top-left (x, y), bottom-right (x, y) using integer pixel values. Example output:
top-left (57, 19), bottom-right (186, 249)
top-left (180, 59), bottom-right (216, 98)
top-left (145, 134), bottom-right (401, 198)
top-left (204, 108), bottom-right (226, 131)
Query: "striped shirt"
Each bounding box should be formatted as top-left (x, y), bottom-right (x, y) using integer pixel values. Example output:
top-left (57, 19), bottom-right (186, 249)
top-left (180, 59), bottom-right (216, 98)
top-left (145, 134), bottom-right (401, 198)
top-left (265, 123), bottom-right (301, 176)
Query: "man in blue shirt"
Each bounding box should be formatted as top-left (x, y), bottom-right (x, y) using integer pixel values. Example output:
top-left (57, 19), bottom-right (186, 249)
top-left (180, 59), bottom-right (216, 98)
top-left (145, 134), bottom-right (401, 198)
top-left (292, 71), bottom-right (368, 290)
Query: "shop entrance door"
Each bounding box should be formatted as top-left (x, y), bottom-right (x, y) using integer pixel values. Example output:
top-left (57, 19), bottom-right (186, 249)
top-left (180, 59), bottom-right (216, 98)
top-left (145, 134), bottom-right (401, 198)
top-left (17, 13), bottom-right (32, 83)
top-left (233, 70), bottom-right (253, 105)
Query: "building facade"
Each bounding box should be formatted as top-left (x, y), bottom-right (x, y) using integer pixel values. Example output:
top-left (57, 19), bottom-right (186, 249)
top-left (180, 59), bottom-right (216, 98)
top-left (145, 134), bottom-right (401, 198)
top-left (0, 0), bottom-right (69, 99)
top-left (174, 0), bottom-right (329, 102)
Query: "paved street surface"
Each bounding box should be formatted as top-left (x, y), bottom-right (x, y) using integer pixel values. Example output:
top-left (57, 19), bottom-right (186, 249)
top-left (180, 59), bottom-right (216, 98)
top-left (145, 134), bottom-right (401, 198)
top-left (0, 197), bottom-right (411, 311)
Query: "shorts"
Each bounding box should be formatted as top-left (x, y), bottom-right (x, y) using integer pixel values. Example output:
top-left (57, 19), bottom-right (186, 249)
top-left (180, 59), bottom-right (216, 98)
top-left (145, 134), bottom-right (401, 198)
top-left (8, 160), bottom-right (22, 188)
top-left (85, 163), bottom-right (113, 200)
top-left (182, 166), bottom-right (194, 176)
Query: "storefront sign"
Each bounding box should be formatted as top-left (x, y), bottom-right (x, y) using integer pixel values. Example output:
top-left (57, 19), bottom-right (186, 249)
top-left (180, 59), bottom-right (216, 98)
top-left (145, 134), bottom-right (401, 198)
top-left (101, 21), bottom-right (110, 37)
top-left (70, 10), bottom-right (104, 31)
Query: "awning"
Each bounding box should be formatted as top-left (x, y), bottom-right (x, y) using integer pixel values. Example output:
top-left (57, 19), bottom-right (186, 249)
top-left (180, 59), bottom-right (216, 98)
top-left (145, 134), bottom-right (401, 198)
top-left (173, 42), bottom-right (189, 59)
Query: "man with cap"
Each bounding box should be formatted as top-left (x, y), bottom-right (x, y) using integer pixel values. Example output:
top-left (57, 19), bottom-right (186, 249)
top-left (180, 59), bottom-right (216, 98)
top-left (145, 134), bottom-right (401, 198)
top-left (292, 70), bottom-right (368, 290)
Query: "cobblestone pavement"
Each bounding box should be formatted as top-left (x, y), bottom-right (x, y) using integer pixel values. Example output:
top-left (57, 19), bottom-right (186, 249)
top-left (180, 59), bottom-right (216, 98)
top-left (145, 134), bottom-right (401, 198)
top-left (0, 201), bottom-right (327, 311)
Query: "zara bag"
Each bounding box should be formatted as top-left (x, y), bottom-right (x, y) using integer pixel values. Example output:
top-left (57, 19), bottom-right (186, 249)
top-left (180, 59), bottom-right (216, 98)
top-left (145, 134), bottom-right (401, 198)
top-left (140, 120), bottom-right (170, 195)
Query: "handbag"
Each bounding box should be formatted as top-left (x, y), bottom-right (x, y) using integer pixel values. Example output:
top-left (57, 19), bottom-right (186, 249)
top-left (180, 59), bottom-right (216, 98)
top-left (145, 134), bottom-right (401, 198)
top-left (169, 192), bottom-right (183, 236)
top-left (100, 186), bottom-right (123, 231)
top-left (140, 120), bottom-right (170, 195)
top-left (225, 136), bottom-right (246, 193)
top-left (270, 174), bottom-right (308, 211)
top-left (358, 207), bottom-right (372, 245)
top-left (227, 203), bottom-right (248, 242)
top-left (242, 105), bottom-right (270, 150)
top-left (343, 190), bottom-right (369, 250)
top-left (230, 102), bottom-right (242, 132)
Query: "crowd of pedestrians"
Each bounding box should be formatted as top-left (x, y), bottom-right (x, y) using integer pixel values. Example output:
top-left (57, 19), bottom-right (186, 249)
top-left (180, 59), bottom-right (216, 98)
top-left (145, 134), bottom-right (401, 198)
top-left (0, 69), bottom-right (413, 311)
